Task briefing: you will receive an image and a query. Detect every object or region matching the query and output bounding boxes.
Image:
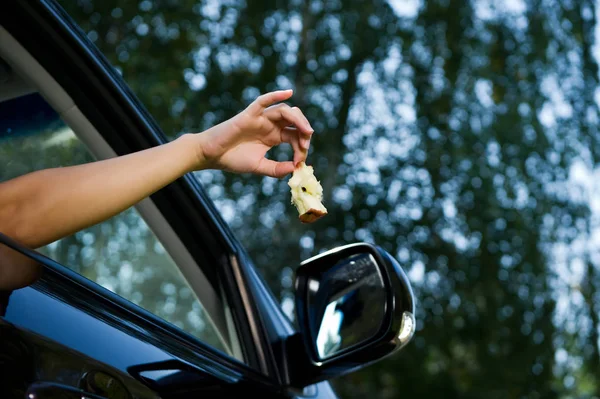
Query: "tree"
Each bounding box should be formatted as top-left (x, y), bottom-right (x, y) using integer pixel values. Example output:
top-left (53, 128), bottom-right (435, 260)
top-left (41, 0), bottom-right (600, 396)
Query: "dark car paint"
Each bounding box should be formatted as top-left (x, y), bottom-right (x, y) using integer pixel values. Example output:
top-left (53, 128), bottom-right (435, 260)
top-left (0, 0), bottom-right (337, 398)
top-left (0, 244), bottom-right (287, 399)
top-left (289, 243), bottom-right (415, 389)
top-left (0, 318), bottom-right (158, 399)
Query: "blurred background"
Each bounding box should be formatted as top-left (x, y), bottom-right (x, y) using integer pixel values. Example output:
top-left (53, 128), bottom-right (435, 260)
top-left (23, 0), bottom-right (600, 396)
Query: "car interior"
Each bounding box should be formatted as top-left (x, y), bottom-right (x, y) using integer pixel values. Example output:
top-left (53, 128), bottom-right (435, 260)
top-left (0, 25), bottom-right (244, 362)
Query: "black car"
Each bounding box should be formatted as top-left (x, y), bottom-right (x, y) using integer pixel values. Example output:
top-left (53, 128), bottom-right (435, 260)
top-left (0, 1), bottom-right (415, 398)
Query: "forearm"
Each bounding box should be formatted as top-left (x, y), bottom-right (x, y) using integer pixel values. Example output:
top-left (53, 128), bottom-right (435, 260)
top-left (0, 133), bottom-right (201, 248)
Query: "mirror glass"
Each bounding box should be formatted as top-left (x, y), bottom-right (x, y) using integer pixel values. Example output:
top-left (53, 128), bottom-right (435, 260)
top-left (307, 252), bottom-right (386, 360)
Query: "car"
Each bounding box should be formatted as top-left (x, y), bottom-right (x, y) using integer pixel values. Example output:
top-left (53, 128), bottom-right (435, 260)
top-left (0, 1), bottom-right (415, 398)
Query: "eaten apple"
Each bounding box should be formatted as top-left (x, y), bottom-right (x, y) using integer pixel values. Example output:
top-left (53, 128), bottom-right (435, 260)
top-left (288, 161), bottom-right (328, 223)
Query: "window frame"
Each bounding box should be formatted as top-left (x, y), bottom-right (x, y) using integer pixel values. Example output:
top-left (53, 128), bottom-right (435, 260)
top-left (0, 230), bottom-right (280, 392)
top-left (0, 92), bottom-right (242, 359)
top-left (0, 0), bottom-right (279, 380)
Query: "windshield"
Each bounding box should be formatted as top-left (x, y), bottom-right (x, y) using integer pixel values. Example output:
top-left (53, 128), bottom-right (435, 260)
top-left (61, 0), bottom-right (599, 396)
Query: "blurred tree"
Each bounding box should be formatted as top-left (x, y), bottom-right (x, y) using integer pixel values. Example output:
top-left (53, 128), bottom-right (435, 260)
top-left (43, 0), bottom-right (600, 397)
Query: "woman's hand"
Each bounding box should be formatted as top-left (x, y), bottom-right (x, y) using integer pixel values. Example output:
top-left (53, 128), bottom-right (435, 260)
top-left (195, 89), bottom-right (314, 178)
top-left (0, 88), bottom-right (312, 273)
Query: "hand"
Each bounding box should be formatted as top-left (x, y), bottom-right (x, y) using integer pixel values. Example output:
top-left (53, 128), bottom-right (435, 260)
top-left (196, 89), bottom-right (314, 178)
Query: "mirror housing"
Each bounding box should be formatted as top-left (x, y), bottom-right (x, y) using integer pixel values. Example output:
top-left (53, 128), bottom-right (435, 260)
top-left (285, 242), bottom-right (415, 390)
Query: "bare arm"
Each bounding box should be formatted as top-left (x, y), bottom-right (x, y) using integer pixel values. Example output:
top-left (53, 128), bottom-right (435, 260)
top-left (0, 90), bottom-right (313, 289)
top-left (0, 133), bottom-right (198, 249)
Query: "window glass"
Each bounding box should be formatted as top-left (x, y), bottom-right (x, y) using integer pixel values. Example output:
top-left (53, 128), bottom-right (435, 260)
top-left (0, 92), bottom-right (235, 358)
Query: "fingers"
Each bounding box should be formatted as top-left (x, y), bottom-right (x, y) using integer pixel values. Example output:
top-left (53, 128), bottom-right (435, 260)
top-left (290, 107), bottom-right (312, 134)
top-left (264, 103), bottom-right (314, 137)
top-left (282, 127), bottom-right (308, 166)
top-left (290, 107), bottom-right (313, 149)
top-left (270, 106), bottom-right (313, 164)
top-left (249, 89), bottom-right (294, 114)
top-left (254, 158), bottom-right (295, 178)
top-left (247, 90), bottom-right (315, 170)
top-left (294, 146), bottom-right (308, 166)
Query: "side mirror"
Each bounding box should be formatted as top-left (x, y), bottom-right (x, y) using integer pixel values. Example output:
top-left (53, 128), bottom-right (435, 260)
top-left (286, 242), bottom-right (415, 389)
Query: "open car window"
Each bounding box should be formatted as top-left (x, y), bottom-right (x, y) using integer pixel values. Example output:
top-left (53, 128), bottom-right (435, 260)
top-left (0, 90), bottom-right (244, 363)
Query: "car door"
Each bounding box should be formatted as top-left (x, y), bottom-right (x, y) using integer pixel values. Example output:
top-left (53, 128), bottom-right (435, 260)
top-left (0, 232), bottom-right (292, 399)
top-left (0, 1), bottom-right (337, 398)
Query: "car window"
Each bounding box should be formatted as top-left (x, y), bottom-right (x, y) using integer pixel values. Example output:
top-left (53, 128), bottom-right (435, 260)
top-left (0, 92), bottom-right (237, 359)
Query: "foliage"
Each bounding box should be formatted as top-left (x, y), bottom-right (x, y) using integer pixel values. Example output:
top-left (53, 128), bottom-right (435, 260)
top-left (19, 0), bottom-right (600, 396)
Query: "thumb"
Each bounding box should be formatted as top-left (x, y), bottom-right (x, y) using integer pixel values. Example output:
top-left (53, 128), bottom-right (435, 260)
top-left (254, 159), bottom-right (295, 178)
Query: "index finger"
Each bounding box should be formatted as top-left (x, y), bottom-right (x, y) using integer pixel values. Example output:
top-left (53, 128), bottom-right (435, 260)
top-left (248, 89), bottom-right (294, 114)
top-left (282, 127), bottom-right (310, 166)
top-left (294, 143), bottom-right (309, 166)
